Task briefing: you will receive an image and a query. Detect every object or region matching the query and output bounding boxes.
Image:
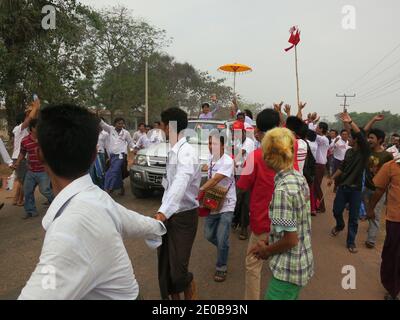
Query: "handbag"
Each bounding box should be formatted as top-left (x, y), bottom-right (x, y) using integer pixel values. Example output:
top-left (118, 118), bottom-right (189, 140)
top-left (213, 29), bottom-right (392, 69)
top-left (198, 160), bottom-right (232, 214)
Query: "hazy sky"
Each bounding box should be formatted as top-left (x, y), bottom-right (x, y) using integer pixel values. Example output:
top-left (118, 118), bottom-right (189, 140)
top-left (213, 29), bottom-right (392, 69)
top-left (81, 0), bottom-right (400, 121)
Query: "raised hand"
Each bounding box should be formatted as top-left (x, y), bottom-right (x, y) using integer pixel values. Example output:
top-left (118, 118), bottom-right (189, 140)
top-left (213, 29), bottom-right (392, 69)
top-left (298, 101), bottom-right (307, 110)
top-left (340, 112), bottom-right (352, 123)
top-left (284, 104), bottom-right (291, 115)
top-left (273, 101), bottom-right (284, 113)
top-left (373, 114), bottom-right (384, 122)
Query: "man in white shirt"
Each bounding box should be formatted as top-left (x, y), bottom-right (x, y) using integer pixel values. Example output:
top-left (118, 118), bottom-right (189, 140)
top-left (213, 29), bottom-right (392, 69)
top-left (154, 107), bottom-right (201, 300)
top-left (100, 118), bottom-right (134, 195)
top-left (19, 104), bottom-right (166, 300)
top-left (132, 123), bottom-right (146, 144)
top-left (386, 133), bottom-right (399, 159)
top-left (314, 122), bottom-right (330, 213)
top-left (89, 130), bottom-right (109, 189)
top-left (330, 129), bottom-right (350, 187)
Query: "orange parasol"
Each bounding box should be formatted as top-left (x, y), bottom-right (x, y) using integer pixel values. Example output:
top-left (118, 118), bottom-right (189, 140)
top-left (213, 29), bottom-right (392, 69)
top-left (218, 63), bottom-right (252, 95)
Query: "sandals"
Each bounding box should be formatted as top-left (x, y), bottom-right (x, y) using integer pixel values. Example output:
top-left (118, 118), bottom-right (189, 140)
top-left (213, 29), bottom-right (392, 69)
top-left (365, 241), bottom-right (375, 249)
top-left (214, 270), bottom-right (227, 282)
top-left (331, 227), bottom-right (341, 237)
top-left (348, 245), bottom-right (358, 254)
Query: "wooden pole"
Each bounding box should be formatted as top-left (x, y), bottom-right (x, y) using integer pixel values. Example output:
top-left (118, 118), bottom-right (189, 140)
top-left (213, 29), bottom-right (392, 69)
top-left (145, 61), bottom-right (149, 124)
top-left (233, 72), bottom-right (236, 96)
top-left (295, 45), bottom-right (300, 107)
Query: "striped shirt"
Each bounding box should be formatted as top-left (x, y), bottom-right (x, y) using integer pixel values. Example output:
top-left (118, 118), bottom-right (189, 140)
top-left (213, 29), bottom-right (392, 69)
top-left (20, 134), bottom-right (44, 172)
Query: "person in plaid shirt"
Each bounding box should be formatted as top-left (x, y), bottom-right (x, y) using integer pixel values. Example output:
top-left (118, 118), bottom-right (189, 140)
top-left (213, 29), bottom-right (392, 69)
top-left (250, 127), bottom-right (314, 300)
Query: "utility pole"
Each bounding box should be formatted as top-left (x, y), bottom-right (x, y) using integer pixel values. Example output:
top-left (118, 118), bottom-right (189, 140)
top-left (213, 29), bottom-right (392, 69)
top-left (336, 93), bottom-right (356, 112)
top-left (145, 61), bottom-right (149, 125)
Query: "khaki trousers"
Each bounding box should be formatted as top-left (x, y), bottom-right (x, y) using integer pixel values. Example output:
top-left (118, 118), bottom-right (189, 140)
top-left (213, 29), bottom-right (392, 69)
top-left (244, 231), bottom-right (269, 300)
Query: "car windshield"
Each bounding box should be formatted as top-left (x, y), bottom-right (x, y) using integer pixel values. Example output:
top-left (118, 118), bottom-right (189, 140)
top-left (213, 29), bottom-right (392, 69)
top-left (186, 122), bottom-right (227, 144)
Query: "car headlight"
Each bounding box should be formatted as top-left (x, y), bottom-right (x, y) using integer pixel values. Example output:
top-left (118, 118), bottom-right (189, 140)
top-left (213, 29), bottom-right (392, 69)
top-left (135, 155), bottom-right (148, 166)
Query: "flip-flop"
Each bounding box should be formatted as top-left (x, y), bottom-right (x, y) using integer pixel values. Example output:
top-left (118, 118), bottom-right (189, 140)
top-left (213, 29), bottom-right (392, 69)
top-left (331, 227), bottom-right (340, 236)
top-left (0, 203), bottom-right (4, 210)
top-left (348, 246), bottom-right (358, 254)
top-left (214, 270), bottom-right (227, 282)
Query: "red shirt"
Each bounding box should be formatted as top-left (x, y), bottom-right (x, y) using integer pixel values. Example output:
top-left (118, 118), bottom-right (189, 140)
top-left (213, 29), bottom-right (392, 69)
top-left (237, 145), bottom-right (299, 235)
top-left (20, 134), bottom-right (45, 172)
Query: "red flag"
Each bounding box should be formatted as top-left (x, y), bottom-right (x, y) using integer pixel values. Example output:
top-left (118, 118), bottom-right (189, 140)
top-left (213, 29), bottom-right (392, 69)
top-left (284, 26), bottom-right (300, 52)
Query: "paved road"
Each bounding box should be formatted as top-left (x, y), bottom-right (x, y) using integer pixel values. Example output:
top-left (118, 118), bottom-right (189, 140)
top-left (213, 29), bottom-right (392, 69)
top-left (0, 179), bottom-right (386, 300)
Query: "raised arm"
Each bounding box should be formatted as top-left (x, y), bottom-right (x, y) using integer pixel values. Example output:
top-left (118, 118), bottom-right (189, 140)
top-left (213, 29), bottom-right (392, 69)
top-left (21, 98), bottom-right (41, 130)
top-left (99, 119), bottom-right (113, 134)
top-left (296, 101), bottom-right (306, 120)
top-left (363, 114), bottom-right (384, 134)
top-left (273, 101), bottom-right (284, 126)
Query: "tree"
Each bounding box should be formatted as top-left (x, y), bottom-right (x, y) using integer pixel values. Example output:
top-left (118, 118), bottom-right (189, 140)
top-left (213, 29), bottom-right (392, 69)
top-left (87, 6), bottom-right (169, 117)
top-left (0, 0), bottom-right (98, 134)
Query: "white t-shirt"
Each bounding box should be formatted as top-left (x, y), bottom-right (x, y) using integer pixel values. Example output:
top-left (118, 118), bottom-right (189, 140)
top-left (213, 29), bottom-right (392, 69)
top-left (297, 139), bottom-right (308, 174)
top-left (331, 138), bottom-right (350, 161)
top-left (241, 138), bottom-right (255, 163)
top-left (315, 135), bottom-right (330, 165)
top-left (387, 145), bottom-right (399, 160)
top-left (308, 123), bottom-right (317, 131)
top-left (307, 140), bottom-right (318, 159)
top-left (208, 154), bottom-right (236, 214)
top-left (12, 124), bottom-right (29, 159)
top-left (97, 130), bottom-right (109, 153)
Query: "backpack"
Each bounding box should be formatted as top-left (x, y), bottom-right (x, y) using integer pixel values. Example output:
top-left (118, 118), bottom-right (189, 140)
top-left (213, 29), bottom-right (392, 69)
top-left (303, 141), bottom-right (316, 184)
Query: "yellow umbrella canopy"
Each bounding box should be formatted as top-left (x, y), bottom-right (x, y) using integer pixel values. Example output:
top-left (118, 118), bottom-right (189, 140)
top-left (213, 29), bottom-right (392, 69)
top-left (218, 63), bottom-right (252, 94)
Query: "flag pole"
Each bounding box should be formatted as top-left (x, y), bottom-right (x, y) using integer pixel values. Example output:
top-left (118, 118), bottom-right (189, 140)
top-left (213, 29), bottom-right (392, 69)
top-left (294, 45), bottom-right (300, 107)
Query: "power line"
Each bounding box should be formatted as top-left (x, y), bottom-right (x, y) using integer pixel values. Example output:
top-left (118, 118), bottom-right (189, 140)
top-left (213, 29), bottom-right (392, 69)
top-left (357, 76), bottom-right (400, 99)
top-left (351, 56), bottom-right (400, 92)
top-left (354, 85), bottom-right (400, 105)
top-left (343, 41), bottom-right (400, 92)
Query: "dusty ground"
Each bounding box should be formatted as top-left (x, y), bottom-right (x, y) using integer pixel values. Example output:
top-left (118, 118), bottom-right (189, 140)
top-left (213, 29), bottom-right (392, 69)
top-left (0, 173), bottom-right (387, 300)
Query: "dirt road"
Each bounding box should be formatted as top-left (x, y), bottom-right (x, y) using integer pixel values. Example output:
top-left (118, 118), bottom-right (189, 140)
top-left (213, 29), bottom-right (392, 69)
top-left (0, 179), bottom-right (386, 300)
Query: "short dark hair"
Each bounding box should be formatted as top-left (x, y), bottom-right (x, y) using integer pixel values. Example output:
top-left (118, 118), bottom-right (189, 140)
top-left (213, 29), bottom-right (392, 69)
top-left (392, 133), bottom-right (399, 138)
top-left (330, 129), bottom-right (338, 135)
top-left (286, 116), bottom-right (304, 136)
top-left (161, 107), bottom-right (188, 134)
top-left (369, 128), bottom-right (386, 144)
top-left (201, 103), bottom-right (210, 109)
top-left (114, 117), bottom-right (125, 125)
top-left (298, 123), bottom-right (308, 140)
top-left (256, 108), bottom-right (280, 132)
top-left (318, 122), bottom-right (328, 135)
top-left (137, 122), bottom-right (145, 127)
top-left (237, 112), bottom-right (245, 119)
top-left (340, 129), bottom-right (348, 135)
top-left (37, 104), bottom-right (100, 179)
top-left (244, 109), bottom-right (253, 120)
top-left (29, 118), bottom-right (38, 130)
top-left (154, 121), bottom-right (161, 126)
top-left (306, 129), bottom-right (317, 142)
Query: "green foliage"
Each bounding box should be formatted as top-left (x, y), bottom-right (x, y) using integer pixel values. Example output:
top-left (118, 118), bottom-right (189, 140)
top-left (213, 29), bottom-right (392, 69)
top-left (329, 111), bottom-right (400, 134)
top-left (0, 2), bottom-right (235, 132)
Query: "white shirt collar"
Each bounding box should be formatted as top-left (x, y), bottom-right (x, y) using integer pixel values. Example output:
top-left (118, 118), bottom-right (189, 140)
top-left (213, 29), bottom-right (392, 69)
top-left (42, 174), bottom-right (94, 231)
top-left (170, 136), bottom-right (188, 154)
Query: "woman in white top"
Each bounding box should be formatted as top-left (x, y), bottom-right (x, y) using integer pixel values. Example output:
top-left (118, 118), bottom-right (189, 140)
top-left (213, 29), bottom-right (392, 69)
top-left (199, 130), bottom-right (236, 282)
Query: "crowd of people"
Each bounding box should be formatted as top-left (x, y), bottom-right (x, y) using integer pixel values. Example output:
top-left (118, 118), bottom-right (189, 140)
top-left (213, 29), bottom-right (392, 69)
top-left (1, 94), bottom-right (399, 301)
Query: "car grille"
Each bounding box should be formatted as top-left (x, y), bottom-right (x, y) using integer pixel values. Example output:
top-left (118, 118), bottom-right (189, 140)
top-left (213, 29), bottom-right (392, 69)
top-left (148, 172), bottom-right (163, 185)
top-left (148, 156), bottom-right (166, 168)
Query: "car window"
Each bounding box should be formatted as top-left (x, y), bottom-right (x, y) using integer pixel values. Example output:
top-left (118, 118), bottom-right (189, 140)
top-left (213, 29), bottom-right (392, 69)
top-left (186, 122), bottom-right (227, 144)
